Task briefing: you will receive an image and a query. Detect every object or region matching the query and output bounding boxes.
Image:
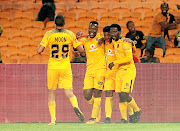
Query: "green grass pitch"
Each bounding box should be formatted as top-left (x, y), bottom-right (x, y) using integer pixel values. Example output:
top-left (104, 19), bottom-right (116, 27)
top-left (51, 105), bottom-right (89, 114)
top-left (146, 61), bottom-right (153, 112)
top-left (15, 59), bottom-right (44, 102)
top-left (0, 123), bottom-right (180, 131)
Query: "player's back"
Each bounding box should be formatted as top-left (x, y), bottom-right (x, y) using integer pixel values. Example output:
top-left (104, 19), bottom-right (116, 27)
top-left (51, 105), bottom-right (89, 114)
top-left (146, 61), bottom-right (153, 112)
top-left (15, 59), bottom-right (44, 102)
top-left (40, 29), bottom-right (77, 70)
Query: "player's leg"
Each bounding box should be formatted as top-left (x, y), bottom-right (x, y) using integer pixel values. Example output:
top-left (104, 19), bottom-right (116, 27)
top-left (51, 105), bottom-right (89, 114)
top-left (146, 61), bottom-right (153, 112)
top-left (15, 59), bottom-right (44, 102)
top-left (86, 69), bottom-right (105, 124)
top-left (62, 69), bottom-right (84, 122)
top-left (83, 70), bottom-right (94, 107)
top-left (47, 69), bottom-right (59, 125)
top-left (64, 89), bottom-right (84, 122)
top-left (127, 96), bottom-right (134, 123)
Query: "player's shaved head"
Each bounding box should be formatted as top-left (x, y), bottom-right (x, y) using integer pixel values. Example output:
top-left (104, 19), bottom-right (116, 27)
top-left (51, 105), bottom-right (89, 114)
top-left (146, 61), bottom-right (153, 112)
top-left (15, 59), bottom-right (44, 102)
top-left (55, 15), bottom-right (65, 26)
top-left (110, 24), bottom-right (121, 31)
top-left (103, 26), bottom-right (111, 32)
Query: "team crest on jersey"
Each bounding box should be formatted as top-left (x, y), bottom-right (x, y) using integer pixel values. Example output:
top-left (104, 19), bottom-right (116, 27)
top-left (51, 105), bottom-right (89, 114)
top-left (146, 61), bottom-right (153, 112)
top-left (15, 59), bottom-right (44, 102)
top-left (117, 44), bottom-right (120, 48)
top-left (135, 36), bottom-right (140, 40)
top-left (108, 49), bottom-right (112, 53)
top-left (90, 44), bottom-right (95, 49)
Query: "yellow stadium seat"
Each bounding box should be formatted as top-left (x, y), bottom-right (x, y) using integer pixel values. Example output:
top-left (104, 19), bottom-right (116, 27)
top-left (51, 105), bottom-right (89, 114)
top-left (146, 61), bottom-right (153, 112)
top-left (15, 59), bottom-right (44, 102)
top-left (2, 58), bottom-right (18, 64)
top-left (100, 12), bottom-right (120, 21)
top-left (46, 21), bottom-right (56, 30)
top-left (14, 12), bottom-right (33, 23)
top-left (112, 2), bottom-right (132, 13)
top-left (0, 0), bottom-right (14, 3)
top-left (56, 3), bottom-right (66, 12)
top-left (97, 21), bottom-right (109, 32)
top-left (58, 12), bottom-right (76, 21)
top-left (15, 0), bottom-right (34, 3)
top-left (25, 3), bottom-right (41, 13)
top-left (68, 21), bottom-right (87, 35)
top-left (154, 48), bottom-right (164, 57)
top-left (68, 3), bottom-right (88, 14)
top-left (0, 31), bottom-right (11, 40)
top-left (122, 12), bottom-right (141, 21)
top-left (166, 48), bottom-right (180, 56)
top-left (160, 55), bottom-right (175, 63)
top-left (144, 11), bottom-right (158, 22)
top-left (90, 2), bottom-right (110, 14)
top-left (134, 2), bottom-right (154, 13)
top-left (134, 48), bottom-right (141, 58)
top-left (27, 58), bottom-right (41, 63)
top-left (33, 30), bottom-right (46, 41)
top-left (0, 12), bottom-right (12, 22)
top-left (23, 21), bottom-right (44, 32)
top-left (102, 0), bottom-right (127, 2)
top-left (78, 12), bottom-right (98, 22)
top-left (3, 22), bottom-right (22, 32)
top-left (4, 4), bottom-right (24, 12)
top-left (11, 30), bottom-right (32, 41)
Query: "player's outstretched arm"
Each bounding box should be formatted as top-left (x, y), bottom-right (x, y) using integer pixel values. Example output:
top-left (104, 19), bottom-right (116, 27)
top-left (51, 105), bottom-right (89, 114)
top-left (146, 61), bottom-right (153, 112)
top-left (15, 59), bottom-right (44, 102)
top-left (76, 31), bottom-right (84, 40)
top-left (75, 45), bottom-right (86, 57)
top-left (37, 45), bottom-right (45, 54)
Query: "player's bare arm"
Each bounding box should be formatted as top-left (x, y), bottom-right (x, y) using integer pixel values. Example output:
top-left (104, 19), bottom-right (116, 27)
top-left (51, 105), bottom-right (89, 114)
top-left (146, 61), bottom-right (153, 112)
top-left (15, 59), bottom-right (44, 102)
top-left (76, 31), bottom-right (84, 40)
top-left (37, 45), bottom-right (45, 54)
top-left (159, 19), bottom-right (180, 30)
top-left (75, 45), bottom-right (86, 57)
top-left (98, 37), bottom-right (104, 45)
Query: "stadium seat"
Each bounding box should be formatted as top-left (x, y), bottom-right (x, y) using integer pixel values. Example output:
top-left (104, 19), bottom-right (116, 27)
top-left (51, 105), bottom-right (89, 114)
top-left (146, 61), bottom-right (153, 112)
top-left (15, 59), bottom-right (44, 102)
top-left (166, 48), bottom-right (180, 56)
top-left (31, 40), bottom-right (41, 47)
top-left (15, 0), bottom-right (34, 3)
top-left (0, 40), bottom-right (8, 49)
top-left (11, 30), bottom-right (32, 41)
top-left (170, 11), bottom-right (180, 19)
top-left (90, 2), bottom-right (110, 13)
top-left (25, 3), bottom-right (41, 13)
top-left (68, 3), bottom-right (88, 14)
top-left (23, 21), bottom-right (44, 32)
top-left (165, 39), bottom-right (174, 49)
top-left (2, 58), bottom-right (18, 64)
top-left (78, 12), bottom-right (98, 22)
top-left (154, 48), bottom-right (164, 57)
top-left (160, 55), bottom-right (175, 63)
top-left (46, 21), bottom-right (56, 30)
top-left (0, 31), bottom-right (11, 40)
top-left (6, 40), bottom-right (21, 49)
top-left (122, 12), bottom-right (141, 21)
top-left (143, 11), bottom-right (158, 22)
top-left (102, 0), bottom-right (127, 2)
top-left (3, 22), bottom-right (22, 32)
top-left (169, 29), bottom-right (178, 37)
top-left (26, 58), bottom-right (41, 63)
top-left (0, 12), bottom-right (12, 22)
top-left (58, 12), bottom-right (76, 21)
top-left (33, 30), bottom-right (46, 41)
top-left (20, 40), bottom-right (32, 48)
top-left (68, 21), bottom-right (87, 35)
top-left (134, 48), bottom-right (141, 59)
top-left (0, 0), bottom-right (14, 3)
top-left (14, 12), bottom-right (33, 23)
top-left (133, 2), bottom-right (154, 13)
top-left (4, 4), bottom-right (24, 12)
top-left (100, 12), bottom-right (120, 21)
top-left (97, 21), bottom-right (109, 32)
top-left (111, 2), bottom-right (131, 15)
top-left (56, 3), bottom-right (66, 12)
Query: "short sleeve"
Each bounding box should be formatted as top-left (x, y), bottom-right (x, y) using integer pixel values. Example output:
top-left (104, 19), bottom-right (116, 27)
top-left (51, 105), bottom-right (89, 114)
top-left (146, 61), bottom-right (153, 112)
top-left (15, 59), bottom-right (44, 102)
top-left (40, 32), bottom-right (49, 48)
top-left (140, 31), bottom-right (147, 44)
top-left (78, 37), bottom-right (86, 46)
top-left (124, 42), bottom-right (132, 54)
top-left (70, 32), bottom-right (80, 48)
top-left (156, 14), bottom-right (164, 23)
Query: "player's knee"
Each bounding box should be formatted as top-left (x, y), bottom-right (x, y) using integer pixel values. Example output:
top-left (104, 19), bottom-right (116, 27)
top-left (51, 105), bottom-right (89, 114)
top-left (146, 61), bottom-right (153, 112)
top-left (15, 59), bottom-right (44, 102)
top-left (48, 89), bottom-right (56, 101)
top-left (119, 92), bottom-right (128, 102)
top-left (83, 90), bottom-right (93, 101)
top-left (106, 90), bottom-right (113, 97)
top-left (64, 89), bottom-right (74, 99)
top-left (94, 89), bottom-right (102, 98)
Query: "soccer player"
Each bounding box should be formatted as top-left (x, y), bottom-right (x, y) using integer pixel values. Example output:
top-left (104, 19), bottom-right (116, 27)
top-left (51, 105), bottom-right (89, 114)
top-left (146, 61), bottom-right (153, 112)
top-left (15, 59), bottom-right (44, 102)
top-left (37, 15), bottom-right (85, 125)
top-left (109, 24), bottom-right (142, 123)
top-left (78, 21), bottom-right (106, 124)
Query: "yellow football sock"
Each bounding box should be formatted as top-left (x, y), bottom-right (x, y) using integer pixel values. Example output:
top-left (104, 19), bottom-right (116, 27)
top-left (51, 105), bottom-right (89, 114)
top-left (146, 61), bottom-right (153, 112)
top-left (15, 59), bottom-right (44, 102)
top-left (127, 104), bottom-right (134, 116)
top-left (128, 97), bottom-right (140, 112)
top-left (91, 97), bottom-right (101, 118)
top-left (48, 101), bottom-right (56, 123)
top-left (87, 96), bottom-right (94, 107)
top-left (70, 96), bottom-right (78, 108)
top-left (105, 97), bottom-right (113, 118)
top-left (119, 102), bottom-right (127, 120)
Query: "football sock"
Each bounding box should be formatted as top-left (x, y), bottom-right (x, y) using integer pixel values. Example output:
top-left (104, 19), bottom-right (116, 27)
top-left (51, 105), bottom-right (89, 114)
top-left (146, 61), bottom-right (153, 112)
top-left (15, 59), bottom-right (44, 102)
top-left (70, 96), bottom-right (78, 108)
top-left (119, 102), bottom-right (127, 120)
top-left (48, 101), bottom-right (56, 123)
top-left (127, 104), bottom-right (134, 115)
top-left (128, 97), bottom-right (140, 112)
top-left (91, 97), bottom-right (101, 118)
top-left (87, 96), bottom-right (94, 107)
top-left (105, 97), bottom-right (113, 118)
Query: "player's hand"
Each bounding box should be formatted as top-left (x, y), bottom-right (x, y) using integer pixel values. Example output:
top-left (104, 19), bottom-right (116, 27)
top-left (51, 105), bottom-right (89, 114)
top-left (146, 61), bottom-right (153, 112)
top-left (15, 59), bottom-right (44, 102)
top-left (98, 37), bottom-right (104, 45)
top-left (85, 34), bottom-right (89, 38)
top-left (108, 62), bottom-right (114, 70)
top-left (123, 38), bottom-right (133, 44)
top-left (76, 31), bottom-right (84, 39)
top-left (73, 51), bottom-right (80, 58)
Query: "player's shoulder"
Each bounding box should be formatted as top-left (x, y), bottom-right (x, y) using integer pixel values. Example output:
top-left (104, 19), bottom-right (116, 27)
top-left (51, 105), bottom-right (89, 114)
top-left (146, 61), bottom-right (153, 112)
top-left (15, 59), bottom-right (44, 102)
top-left (136, 30), bottom-right (144, 35)
top-left (126, 32), bottom-right (131, 37)
top-left (155, 12), bottom-right (162, 18)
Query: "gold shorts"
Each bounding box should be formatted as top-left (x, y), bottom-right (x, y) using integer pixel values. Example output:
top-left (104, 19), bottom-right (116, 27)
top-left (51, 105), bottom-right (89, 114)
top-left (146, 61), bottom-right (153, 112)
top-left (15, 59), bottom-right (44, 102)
top-left (104, 70), bottom-right (117, 91)
top-left (47, 69), bottom-right (72, 90)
